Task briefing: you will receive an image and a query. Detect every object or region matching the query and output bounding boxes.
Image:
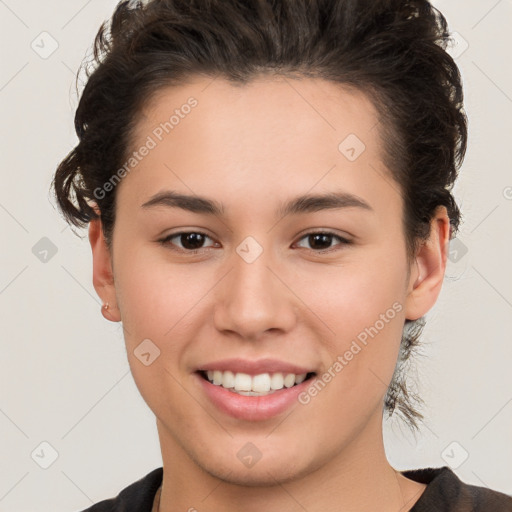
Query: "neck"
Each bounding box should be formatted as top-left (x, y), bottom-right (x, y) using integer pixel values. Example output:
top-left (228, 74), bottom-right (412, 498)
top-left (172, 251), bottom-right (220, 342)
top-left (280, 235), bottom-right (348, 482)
top-left (155, 412), bottom-right (426, 512)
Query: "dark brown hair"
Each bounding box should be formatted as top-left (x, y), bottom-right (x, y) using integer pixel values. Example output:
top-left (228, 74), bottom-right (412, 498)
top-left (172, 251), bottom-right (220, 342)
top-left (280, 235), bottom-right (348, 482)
top-left (51, 0), bottom-right (467, 429)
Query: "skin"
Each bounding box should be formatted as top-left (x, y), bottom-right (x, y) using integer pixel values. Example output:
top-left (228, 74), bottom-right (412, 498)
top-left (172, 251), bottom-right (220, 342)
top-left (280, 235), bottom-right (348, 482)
top-left (88, 75), bottom-right (450, 511)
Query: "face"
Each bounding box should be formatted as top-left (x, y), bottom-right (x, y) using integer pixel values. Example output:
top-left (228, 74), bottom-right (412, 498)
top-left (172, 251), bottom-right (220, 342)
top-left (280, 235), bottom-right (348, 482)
top-left (90, 75), bottom-right (447, 486)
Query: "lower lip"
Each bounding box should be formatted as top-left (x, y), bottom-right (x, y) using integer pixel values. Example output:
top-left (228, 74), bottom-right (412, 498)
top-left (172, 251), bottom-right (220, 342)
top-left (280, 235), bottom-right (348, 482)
top-left (195, 372), bottom-right (314, 421)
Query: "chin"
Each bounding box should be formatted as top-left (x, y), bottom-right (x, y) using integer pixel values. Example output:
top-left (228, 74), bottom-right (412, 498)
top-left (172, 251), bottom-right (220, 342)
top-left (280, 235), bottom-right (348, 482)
top-left (191, 445), bottom-right (321, 487)
top-left (205, 462), bottom-right (306, 487)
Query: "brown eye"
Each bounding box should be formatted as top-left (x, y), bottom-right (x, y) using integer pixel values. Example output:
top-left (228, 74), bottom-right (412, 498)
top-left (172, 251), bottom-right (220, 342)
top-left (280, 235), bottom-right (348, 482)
top-left (295, 231), bottom-right (351, 252)
top-left (159, 231), bottom-right (216, 252)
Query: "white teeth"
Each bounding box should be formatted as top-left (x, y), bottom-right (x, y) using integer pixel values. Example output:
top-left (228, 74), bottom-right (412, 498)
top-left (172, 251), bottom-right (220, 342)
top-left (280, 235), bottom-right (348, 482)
top-left (295, 373), bottom-right (307, 384)
top-left (203, 370), bottom-right (310, 394)
top-left (234, 372), bottom-right (252, 391)
top-left (270, 373), bottom-right (284, 390)
top-left (252, 373), bottom-right (271, 393)
top-left (223, 370), bottom-right (235, 389)
top-left (283, 373), bottom-right (296, 388)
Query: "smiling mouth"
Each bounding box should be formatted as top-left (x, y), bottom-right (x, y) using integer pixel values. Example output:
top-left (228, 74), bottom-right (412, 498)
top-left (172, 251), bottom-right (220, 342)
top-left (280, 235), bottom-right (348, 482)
top-left (197, 370), bottom-right (317, 396)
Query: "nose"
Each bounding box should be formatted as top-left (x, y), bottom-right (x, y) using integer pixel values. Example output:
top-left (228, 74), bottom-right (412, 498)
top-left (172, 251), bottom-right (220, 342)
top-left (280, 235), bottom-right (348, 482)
top-left (213, 243), bottom-right (297, 341)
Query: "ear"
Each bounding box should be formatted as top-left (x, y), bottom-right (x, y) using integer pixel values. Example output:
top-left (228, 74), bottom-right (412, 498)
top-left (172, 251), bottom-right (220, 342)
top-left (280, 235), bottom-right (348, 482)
top-left (88, 216), bottom-right (121, 322)
top-left (404, 206), bottom-right (451, 321)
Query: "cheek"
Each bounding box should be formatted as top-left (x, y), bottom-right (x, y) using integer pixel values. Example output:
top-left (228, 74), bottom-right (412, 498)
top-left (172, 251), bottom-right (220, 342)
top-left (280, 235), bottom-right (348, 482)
top-left (114, 246), bottom-right (210, 342)
top-left (112, 249), bottom-right (202, 396)
top-left (302, 249), bottom-right (407, 341)
top-left (297, 249), bottom-right (407, 402)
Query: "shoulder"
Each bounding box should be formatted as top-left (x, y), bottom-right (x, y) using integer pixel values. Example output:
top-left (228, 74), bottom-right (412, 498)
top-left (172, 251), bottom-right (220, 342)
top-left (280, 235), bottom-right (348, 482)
top-left (78, 467), bottom-right (163, 512)
top-left (404, 466), bottom-right (512, 511)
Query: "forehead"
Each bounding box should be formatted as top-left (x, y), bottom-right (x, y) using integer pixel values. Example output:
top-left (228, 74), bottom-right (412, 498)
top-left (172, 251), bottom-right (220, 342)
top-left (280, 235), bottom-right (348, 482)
top-left (134, 74), bottom-right (381, 149)
top-left (116, 75), bottom-right (399, 219)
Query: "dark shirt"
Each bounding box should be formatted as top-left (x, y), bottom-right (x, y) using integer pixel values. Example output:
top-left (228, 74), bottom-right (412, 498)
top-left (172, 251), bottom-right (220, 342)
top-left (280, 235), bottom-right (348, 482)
top-left (79, 466), bottom-right (512, 511)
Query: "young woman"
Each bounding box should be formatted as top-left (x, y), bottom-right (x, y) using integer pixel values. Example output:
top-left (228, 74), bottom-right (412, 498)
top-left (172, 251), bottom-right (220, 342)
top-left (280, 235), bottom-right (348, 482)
top-left (52, 0), bottom-right (512, 510)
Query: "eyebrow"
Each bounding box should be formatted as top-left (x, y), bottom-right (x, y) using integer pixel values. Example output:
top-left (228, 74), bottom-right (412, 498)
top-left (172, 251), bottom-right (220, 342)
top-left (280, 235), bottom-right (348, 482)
top-left (140, 189), bottom-right (373, 217)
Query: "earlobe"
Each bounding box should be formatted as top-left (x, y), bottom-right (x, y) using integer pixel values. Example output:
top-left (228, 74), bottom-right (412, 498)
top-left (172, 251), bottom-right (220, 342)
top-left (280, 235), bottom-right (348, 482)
top-left (404, 207), bottom-right (451, 321)
top-left (88, 217), bottom-right (121, 322)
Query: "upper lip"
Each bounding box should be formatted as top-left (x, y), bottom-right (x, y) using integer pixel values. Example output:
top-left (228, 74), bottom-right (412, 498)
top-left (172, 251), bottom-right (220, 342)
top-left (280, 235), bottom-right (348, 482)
top-left (197, 358), bottom-right (316, 376)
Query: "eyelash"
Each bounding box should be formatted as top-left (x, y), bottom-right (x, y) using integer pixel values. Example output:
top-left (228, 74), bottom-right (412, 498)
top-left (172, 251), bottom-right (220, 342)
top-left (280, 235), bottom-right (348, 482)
top-left (158, 230), bottom-right (352, 255)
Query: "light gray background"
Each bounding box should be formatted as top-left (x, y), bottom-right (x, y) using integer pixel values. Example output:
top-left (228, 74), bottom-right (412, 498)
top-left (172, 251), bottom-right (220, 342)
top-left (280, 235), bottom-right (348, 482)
top-left (1, 0), bottom-right (511, 510)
